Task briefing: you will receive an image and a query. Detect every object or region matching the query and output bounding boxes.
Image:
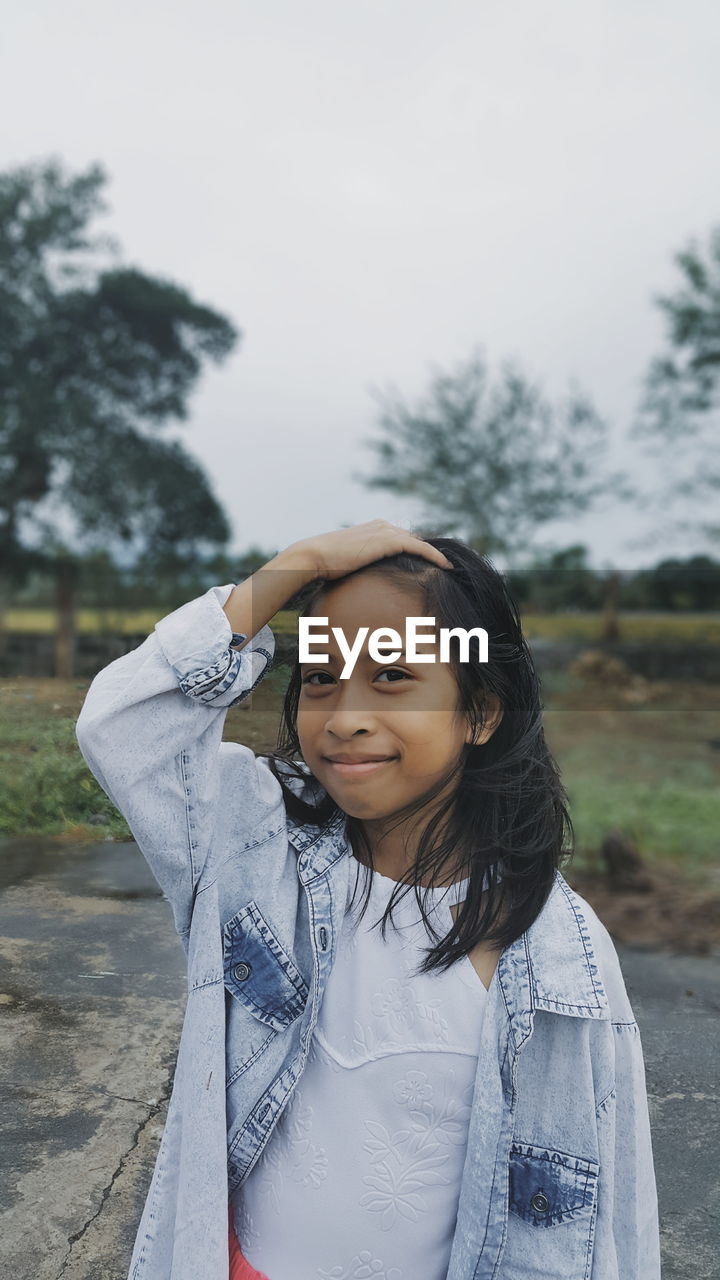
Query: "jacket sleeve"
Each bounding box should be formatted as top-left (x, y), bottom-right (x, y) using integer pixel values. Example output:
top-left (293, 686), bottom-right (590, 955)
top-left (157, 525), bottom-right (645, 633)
top-left (593, 1019), bottom-right (662, 1279)
top-left (75, 582), bottom-right (281, 942)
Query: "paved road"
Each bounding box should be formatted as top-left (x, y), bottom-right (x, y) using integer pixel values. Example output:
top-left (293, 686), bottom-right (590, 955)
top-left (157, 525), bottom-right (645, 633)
top-left (0, 837), bottom-right (718, 1279)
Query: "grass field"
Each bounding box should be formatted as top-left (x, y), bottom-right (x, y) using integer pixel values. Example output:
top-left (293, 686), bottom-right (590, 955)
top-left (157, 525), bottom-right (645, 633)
top-left (1, 664), bottom-right (718, 892)
top-left (4, 608), bottom-right (720, 644)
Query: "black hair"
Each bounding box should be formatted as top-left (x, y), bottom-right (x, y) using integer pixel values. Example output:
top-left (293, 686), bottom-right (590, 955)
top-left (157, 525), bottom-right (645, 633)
top-left (264, 535), bottom-right (575, 975)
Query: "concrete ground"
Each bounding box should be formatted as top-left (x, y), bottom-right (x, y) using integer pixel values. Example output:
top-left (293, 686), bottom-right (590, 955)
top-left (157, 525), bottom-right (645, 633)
top-left (0, 837), bottom-right (718, 1280)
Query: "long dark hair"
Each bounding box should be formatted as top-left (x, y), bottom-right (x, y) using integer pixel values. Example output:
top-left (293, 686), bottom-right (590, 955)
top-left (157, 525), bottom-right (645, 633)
top-left (264, 535), bottom-right (575, 975)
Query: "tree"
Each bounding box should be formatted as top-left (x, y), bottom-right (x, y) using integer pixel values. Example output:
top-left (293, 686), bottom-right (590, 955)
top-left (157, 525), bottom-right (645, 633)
top-left (641, 554), bottom-right (720, 612)
top-left (507, 544), bottom-right (605, 613)
top-left (634, 226), bottom-right (720, 547)
top-left (355, 348), bottom-right (629, 561)
top-left (0, 158), bottom-right (239, 675)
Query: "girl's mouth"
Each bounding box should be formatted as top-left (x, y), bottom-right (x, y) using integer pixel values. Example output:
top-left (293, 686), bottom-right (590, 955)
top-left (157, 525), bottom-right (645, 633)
top-left (324, 758), bottom-right (397, 777)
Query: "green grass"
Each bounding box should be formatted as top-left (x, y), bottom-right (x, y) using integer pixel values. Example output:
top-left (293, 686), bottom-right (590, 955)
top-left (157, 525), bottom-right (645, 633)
top-left (0, 686), bottom-right (129, 839)
top-left (521, 612), bottom-right (720, 644)
top-left (4, 608), bottom-right (720, 643)
top-left (2, 607), bottom-right (304, 636)
top-left (542, 695), bottom-right (720, 884)
top-left (557, 770), bottom-right (720, 883)
top-left (0, 749), bottom-right (131, 839)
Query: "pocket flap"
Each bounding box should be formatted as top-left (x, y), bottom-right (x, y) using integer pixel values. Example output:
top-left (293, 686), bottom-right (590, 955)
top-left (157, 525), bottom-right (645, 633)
top-left (223, 900), bottom-right (309, 1032)
top-left (508, 1142), bottom-right (599, 1226)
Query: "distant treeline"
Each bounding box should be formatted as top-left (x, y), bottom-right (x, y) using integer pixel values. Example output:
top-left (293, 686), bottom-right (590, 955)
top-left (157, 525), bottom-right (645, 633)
top-left (507, 555), bottom-right (720, 613)
top-left (6, 548), bottom-right (720, 615)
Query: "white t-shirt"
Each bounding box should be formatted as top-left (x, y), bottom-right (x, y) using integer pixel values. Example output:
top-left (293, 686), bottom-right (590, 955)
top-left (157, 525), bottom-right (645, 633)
top-left (236, 859), bottom-right (490, 1280)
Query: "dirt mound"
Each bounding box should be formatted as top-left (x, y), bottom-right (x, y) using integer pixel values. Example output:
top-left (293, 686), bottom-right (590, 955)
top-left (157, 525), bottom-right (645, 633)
top-left (569, 649), bottom-right (670, 704)
top-left (566, 862), bottom-right (720, 955)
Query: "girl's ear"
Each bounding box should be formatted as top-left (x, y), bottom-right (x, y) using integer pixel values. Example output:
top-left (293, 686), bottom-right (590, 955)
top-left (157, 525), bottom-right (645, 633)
top-left (465, 696), bottom-right (503, 747)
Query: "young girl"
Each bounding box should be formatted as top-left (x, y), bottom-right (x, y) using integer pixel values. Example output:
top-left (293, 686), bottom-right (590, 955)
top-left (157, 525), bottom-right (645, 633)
top-left (75, 518), bottom-right (661, 1280)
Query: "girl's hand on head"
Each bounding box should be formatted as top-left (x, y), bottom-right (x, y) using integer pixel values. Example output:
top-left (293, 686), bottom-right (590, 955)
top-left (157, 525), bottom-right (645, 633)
top-left (286, 518), bottom-right (454, 581)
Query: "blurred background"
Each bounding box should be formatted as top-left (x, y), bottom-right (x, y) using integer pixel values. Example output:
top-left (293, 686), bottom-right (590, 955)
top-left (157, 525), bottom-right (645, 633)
top-left (1, 3), bottom-right (719, 1277)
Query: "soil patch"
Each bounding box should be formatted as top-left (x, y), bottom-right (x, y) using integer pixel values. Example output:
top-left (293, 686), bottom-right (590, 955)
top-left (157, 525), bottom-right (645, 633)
top-left (565, 863), bottom-right (720, 955)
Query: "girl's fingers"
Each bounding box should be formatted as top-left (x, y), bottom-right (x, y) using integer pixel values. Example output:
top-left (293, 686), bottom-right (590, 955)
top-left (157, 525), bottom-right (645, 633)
top-left (397, 532), bottom-right (448, 568)
top-left (299, 521), bottom-right (455, 578)
top-left (366, 536), bottom-right (453, 573)
top-left (366, 521), bottom-right (454, 570)
top-left (404, 535), bottom-right (454, 570)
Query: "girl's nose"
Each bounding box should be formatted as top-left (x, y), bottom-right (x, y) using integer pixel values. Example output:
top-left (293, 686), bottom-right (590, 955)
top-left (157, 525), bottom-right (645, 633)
top-left (324, 711), bottom-right (375, 737)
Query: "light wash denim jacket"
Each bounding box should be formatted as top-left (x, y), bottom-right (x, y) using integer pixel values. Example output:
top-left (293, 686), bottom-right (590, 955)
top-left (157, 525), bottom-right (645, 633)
top-left (75, 583), bottom-right (662, 1280)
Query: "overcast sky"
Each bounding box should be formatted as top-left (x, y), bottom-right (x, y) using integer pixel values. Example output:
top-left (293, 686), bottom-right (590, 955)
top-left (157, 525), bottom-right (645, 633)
top-left (2, 0), bottom-right (719, 569)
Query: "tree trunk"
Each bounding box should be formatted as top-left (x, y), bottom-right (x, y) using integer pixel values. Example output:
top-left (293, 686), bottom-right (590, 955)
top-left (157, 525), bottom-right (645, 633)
top-left (600, 570), bottom-right (621, 642)
top-left (0, 574), bottom-right (9, 671)
top-left (55, 557), bottom-right (78, 680)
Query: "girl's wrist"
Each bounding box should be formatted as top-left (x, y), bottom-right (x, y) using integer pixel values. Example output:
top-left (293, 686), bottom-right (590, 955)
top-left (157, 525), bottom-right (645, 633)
top-left (272, 546), bottom-right (324, 586)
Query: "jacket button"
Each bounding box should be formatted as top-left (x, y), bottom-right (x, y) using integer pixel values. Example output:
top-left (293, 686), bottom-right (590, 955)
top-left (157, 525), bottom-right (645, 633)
top-left (233, 962), bottom-right (251, 982)
top-left (318, 926), bottom-right (328, 951)
top-left (531, 1191), bottom-right (550, 1214)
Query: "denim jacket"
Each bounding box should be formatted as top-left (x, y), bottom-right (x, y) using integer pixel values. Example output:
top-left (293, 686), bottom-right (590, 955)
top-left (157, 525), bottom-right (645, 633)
top-left (75, 583), bottom-right (662, 1280)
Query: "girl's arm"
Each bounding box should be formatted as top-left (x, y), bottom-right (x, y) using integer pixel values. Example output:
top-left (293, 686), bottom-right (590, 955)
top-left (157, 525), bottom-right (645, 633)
top-left (75, 550), bottom-right (317, 945)
top-left (75, 522), bottom-right (449, 945)
top-left (593, 1021), bottom-right (662, 1278)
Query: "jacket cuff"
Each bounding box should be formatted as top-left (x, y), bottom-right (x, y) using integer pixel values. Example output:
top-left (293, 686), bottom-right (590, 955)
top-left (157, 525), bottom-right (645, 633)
top-left (154, 583), bottom-right (275, 706)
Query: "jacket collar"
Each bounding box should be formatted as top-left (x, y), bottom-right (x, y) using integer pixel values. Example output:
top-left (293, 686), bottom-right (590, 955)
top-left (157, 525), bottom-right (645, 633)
top-left (286, 806), bottom-right (347, 871)
top-left (501, 872), bottom-right (611, 1024)
top-left (286, 810), bottom-right (611, 1024)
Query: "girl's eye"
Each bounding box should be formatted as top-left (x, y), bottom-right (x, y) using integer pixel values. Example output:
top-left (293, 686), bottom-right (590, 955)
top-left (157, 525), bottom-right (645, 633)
top-left (301, 669), bottom-right (411, 686)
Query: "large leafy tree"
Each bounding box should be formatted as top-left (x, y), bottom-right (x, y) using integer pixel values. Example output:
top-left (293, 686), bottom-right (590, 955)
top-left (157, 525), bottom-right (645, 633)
top-left (355, 347), bottom-right (628, 560)
top-left (0, 158), bottom-right (239, 673)
top-left (634, 227), bottom-right (720, 546)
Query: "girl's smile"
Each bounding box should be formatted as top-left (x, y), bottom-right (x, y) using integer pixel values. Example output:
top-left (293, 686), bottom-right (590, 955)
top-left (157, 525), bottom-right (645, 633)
top-left (323, 756), bottom-right (399, 777)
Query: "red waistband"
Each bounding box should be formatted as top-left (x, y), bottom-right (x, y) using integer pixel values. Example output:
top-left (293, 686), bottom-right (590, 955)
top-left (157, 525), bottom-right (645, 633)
top-left (228, 1204), bottom-right (270, 1280)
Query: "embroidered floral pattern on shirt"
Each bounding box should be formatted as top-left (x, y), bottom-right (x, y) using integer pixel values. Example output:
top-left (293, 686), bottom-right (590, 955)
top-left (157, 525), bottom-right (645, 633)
top-left (233, 1195), bottom-right (261, 1252)
top-left (392, 1069), bottom-right (432, 1107)
top-left (349, 979), bottom-right (449, 1060)
top-left (318, 1252), bottom-right (402, 1280)
top-left (357, 1066), bottom-right (473, 1230)
top-left (249, 1088), bottom-right (329, 1211)
top-left (370, 977), bottom-right (416, 1034)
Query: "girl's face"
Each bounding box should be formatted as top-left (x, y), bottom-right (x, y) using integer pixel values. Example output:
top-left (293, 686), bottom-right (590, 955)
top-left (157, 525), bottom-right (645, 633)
top-left (296, 572), bottom-right (500, 826)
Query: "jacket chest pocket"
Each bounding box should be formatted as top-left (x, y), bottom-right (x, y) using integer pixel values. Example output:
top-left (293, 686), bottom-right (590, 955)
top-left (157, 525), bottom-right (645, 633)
top-left (223, 900), bottom-right (309, 1033)
top-left (504, 1142), bottom-right (599, 1280)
